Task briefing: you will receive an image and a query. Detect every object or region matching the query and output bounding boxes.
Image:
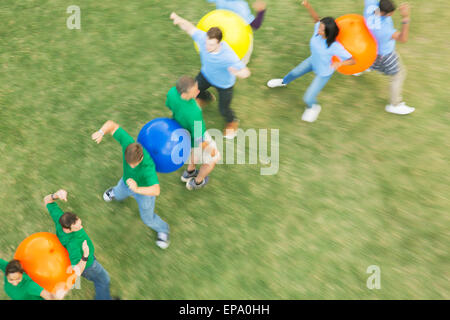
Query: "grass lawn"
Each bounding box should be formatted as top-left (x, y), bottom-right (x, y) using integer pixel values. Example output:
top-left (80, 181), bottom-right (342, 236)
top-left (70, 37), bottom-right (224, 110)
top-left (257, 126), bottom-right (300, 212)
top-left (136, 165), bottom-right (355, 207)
top-left (0, 0), bottom-right (448, 299)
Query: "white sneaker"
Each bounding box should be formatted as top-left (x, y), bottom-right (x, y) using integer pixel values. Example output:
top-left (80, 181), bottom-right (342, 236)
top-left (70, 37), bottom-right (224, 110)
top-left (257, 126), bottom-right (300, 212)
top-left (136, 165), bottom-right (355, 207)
top-left (103, 188), bottom-right (115, 202)
top-left (156, 232), bottom-right (170, 249)
top-left (301, 104), bottom-right (322, 122)
top-left (385, 102), bottom-right (415, 115)
top-left (267, 78), bottom-right (287, 88)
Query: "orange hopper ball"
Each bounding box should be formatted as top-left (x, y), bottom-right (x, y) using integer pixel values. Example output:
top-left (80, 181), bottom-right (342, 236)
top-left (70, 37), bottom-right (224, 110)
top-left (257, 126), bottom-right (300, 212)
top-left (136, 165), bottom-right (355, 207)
top-left (14, 232), bottom-right (76, 293)
top-left (332, 14), bottom-right (378, 75)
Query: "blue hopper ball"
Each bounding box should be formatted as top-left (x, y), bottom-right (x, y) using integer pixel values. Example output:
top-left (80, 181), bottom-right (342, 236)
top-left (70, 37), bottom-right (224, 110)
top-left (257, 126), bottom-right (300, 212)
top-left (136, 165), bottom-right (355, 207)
top-left (137, 118), bottom-right (191, 173)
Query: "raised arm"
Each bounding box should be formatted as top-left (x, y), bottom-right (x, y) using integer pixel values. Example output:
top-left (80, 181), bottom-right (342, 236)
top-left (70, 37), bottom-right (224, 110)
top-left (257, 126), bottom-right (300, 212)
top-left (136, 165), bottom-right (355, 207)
top-left (302, 0), bottom-right (320, 23)
top-left (44, 189), bottom-right (68, 206)
top-left (392, 3), bottom-right (410, 43)
top-left (91, 120), bottom-right (120, 144)
top-left (170, 12), bottom-right (197, 36)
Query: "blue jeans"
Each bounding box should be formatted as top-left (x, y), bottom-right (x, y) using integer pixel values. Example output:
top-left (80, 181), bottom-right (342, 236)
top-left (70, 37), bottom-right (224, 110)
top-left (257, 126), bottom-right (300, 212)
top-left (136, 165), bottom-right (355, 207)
top-left (112, 178), bottom-right (169, 234)
top-left (283, 57), bottom-right (332, 108)
top-left (81, 259), bottom-right (112, 300)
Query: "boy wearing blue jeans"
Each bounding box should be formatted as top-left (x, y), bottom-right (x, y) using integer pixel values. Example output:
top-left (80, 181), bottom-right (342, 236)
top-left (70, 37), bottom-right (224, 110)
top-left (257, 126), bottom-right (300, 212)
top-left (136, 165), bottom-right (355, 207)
top-left (43, 189), bottom-right (114, 300)
top-left (91, 120), bottom-right (170, 249)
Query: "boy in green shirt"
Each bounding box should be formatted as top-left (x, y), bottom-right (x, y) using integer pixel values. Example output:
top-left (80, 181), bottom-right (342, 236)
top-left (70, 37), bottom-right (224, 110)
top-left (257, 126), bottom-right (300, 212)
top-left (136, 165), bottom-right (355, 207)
top-left (44, 189), bottom-right (113, 300)
top-left (0, 259), bottom-right (57, 300)
top-left (166, 76), bottom-right (220, 190)
top-left (91, 121), bottom-right (170, 249)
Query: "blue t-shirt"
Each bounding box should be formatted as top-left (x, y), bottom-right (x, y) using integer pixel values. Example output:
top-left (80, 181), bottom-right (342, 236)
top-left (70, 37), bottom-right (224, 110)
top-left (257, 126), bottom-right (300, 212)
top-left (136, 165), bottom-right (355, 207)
top-left (309, 22), bottom-right (352, 77)
top-left (192, 29), bottom-right (245, 89)
top-left (364, 0), bottom-right (397, 55)
top-left (207, 0), bottom-right (255, 24)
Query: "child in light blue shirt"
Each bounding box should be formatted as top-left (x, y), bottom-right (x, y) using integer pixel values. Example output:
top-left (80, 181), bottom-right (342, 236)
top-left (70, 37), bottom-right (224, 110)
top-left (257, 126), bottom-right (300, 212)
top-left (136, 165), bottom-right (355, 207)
top-left (361, 0), bottom-right (415, 115)
top-left (267, 1), bottom-right (355, 123)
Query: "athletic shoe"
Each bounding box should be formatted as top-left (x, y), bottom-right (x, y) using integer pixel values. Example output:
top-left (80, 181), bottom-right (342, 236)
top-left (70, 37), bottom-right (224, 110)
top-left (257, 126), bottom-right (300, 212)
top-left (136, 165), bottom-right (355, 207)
top-left (385, 102), bottom-right (415, 115)
top-left (103, 188), bottom-right (115, 202)
top-left (181, 169), bottom-right (199, 183)
top-left (267, 78), bottom-right (287, 88)
top-left (186, 176), bottom-right (209, 190)
top-left (301, 104), bottom-right (322, 122)
top-left (156, 232), bottom-right (170, 249)
top-left (223, 121), bottom-right (239, 139)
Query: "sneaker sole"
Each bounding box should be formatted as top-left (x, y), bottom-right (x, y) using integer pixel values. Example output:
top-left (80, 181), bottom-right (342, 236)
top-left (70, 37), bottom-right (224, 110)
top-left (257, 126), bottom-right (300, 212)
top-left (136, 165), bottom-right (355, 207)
top-left (156, 240), bottom-right (170, 249)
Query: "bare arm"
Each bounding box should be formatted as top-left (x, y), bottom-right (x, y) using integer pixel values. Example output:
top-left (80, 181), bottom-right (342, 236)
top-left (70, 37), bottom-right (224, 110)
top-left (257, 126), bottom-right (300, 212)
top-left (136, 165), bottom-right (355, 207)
top-left (392, 3), bottom-right (410, 43)
top-left (40, 289), bottom-right (59, 300)
top-left (170, 12), bottom-right (197, 36)
top-left (72, 240), bottom-right (90, 277)
top-left (228, 67), bottom-right (251, 79)
top-left (44, 189), bottom-right (68, 205)
top-left (302, 1), bottom-right (320, 23)
top-left (332, 58), bottom-right (356, 70)
top-left (91, 120), bottom-right (120, 144)
top-left (126, 179), bottom-right (161, 196)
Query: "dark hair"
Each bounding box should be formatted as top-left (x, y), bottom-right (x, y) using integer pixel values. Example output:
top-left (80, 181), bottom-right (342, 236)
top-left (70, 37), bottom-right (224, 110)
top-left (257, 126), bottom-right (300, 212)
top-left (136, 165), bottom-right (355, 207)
top-left (5, 259), bottom-right (24, 276)
top-left (320, 17), bottom-right (340, 48)
top-left (379, 0), bottom-right (396, 14)
top-left (125, 143), bottom-right (144, 165)
top-left (176, 76), bottom-right (196, 95)
top-left (207, 27), bottom-right (223, 42)
top-left (59, 212), bottom-right (79, 229)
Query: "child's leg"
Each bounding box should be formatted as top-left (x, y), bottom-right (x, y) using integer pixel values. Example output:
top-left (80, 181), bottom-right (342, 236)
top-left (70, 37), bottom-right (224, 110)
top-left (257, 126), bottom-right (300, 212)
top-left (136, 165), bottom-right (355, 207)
top-left (283, 57), bottom-right (313, 85)
top-left (187, 149), bottom-right (197, 172)
top-left (390, 56), bottom-right (407, 106)
top-left (217, 86), bottom-right (236, 124)
top-left (303, 74), bottom-right (332, 108)
top-left (195, 72), bottom-right (213, 102)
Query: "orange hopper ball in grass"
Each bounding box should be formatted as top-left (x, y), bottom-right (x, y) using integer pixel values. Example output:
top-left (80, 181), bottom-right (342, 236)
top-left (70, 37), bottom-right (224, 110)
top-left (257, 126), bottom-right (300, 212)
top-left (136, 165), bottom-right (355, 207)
top-left (332, 14), bottom-right (378, 75)
top-left (14, 232), bottom-right (76, 294)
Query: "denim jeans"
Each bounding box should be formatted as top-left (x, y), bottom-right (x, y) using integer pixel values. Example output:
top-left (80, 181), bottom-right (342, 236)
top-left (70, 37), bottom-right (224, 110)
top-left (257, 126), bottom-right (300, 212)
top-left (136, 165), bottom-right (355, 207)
top-left (81, 259), bottom-right (112, 300)
top-left (112, 178), bottom-right (169, 234)
top-left (283, 57), bottom-right (332, 108)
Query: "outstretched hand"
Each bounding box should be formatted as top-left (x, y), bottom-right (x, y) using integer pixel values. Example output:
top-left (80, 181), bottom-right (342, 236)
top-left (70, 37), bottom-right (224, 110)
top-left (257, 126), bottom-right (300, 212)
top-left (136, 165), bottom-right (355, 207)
top-left (91, 130), bottom-right (104, 144)
top-left (55, 189), bottom-right (68, 202)
top-left (252, 0), bottom-right (266, 12)
top-left (398, 3), bottom-right (410, 18)
top-left (170, 12), bottom-right (180, 24)
top-left (302, 0), bottom-right (311, 8)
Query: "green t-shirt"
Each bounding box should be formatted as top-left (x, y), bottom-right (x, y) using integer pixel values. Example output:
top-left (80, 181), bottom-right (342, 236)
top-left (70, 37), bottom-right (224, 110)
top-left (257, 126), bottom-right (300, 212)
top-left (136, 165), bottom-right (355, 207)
top-left (113, 127), bottom-right (159, 187)
top-left (46, 203), bottom-right (95, 269)
top-left (1, 258), bottom-right (44, 300)
top-left (165, 86), bottom-right (206, 148)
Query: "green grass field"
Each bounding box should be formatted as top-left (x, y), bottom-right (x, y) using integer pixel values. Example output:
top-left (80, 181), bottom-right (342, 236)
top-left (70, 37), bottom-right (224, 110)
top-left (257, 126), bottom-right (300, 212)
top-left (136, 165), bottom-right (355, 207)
top-left (0, 0), bottom-right (449, 299)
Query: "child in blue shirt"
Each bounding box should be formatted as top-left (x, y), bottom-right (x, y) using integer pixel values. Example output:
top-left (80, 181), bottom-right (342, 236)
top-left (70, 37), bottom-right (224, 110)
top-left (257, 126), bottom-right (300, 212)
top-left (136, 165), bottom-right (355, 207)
top-left (362, 0), bottom-right (414, 115)
top-left (170, 12), bottom-right (251, 139)
top-left (267, 1), bottom-right (355, 123)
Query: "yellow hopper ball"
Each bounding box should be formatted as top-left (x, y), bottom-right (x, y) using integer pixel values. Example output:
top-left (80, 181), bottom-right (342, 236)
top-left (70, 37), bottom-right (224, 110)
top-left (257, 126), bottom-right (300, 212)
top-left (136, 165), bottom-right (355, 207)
top-left (195, 9), bottom-right (253, 60)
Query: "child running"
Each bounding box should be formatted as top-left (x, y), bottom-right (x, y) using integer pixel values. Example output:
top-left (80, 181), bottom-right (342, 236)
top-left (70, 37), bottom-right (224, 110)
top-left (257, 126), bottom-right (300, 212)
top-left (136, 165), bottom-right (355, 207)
top-left (267, 1), bottom-right (355, 122)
